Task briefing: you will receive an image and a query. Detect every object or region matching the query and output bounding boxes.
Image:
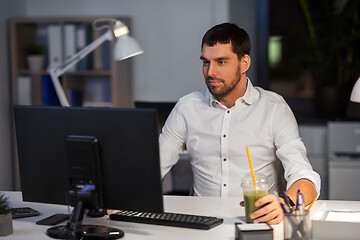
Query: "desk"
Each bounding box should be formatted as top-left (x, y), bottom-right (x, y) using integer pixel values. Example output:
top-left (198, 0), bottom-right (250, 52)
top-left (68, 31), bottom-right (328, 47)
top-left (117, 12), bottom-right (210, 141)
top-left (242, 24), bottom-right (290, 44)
top-left (2, 191), bottom-right (360, 240)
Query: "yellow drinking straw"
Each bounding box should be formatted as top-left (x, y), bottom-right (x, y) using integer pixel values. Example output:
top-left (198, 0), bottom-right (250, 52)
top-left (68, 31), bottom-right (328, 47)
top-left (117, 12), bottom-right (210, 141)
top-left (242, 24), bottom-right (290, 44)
top-left (246, 146), bottom-right (258, 194)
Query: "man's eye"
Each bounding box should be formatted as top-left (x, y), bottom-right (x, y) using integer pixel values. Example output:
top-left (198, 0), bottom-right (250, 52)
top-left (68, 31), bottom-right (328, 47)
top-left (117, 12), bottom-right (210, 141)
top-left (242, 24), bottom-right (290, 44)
top-left (218, 61), bottom-right (225, 65)
top-left (202, 61), bottom-right (209, 66)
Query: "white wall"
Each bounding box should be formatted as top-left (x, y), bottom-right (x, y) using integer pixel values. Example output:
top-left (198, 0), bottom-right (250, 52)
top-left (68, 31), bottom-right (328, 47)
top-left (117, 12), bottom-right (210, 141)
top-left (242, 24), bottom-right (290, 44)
top-left (25, 0), bottom-right (229, 102)
top-left (0, 0), bottom-right (27, 190)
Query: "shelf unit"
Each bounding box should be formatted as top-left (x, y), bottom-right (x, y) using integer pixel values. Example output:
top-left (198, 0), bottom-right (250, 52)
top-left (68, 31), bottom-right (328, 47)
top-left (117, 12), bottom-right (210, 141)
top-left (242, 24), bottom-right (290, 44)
top-left (9, 16), bottom-right (134, 107)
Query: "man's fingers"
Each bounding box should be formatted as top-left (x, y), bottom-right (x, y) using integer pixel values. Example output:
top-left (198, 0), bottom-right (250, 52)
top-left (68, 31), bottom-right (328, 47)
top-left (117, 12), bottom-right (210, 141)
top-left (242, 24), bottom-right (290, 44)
top-left (254, 194), bottom-right (275, 207)
top-left (249, 194), bottom-right (284, 225)
top-left (250, 200), bottom-right (276, 219)
top-left (252, 205), bottom-right (283, 224)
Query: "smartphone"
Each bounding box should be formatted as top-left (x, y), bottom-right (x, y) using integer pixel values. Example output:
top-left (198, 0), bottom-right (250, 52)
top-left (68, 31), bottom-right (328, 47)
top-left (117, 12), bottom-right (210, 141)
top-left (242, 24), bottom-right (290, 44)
top-left (36, 213), bottom-right (70, 226)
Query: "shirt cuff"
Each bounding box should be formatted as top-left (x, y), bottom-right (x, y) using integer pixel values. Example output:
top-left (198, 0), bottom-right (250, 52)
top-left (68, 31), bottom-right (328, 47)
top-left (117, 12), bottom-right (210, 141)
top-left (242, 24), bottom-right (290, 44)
top-left (286, 169), bottom-right (321, 199)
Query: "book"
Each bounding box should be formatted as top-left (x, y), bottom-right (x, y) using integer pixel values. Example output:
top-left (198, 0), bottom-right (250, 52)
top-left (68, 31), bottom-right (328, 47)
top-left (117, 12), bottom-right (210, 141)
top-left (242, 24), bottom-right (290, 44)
top-left (42, 75), bottom-right (60, 106)
top-left (83, 77), bottom-right (112, 107)
top-left (17, 75), bottom-right (32, 105)
top-left (67, 89), bottom-right (83, 107)
top-left (75, 24), bottom-right (93, 70)
top-left (101, 29), bottom-right (110, 70)
top-left (47, 25), bottom-right (62, 68)
top-left (92, 28), bottom-right (103, 70)
top-left (64, 24), bottom-right (77, 72)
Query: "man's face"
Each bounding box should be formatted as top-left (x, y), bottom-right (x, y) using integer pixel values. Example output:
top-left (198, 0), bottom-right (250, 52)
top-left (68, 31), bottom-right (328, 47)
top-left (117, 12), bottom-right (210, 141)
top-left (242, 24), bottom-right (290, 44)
top-left (200, 43), bottom-right (242, 99)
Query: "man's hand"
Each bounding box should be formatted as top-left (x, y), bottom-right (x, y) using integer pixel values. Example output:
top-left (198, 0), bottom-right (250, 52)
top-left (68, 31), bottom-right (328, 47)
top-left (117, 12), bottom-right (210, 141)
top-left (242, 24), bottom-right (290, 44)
top-left (240, 194), bottom-right (284, 225)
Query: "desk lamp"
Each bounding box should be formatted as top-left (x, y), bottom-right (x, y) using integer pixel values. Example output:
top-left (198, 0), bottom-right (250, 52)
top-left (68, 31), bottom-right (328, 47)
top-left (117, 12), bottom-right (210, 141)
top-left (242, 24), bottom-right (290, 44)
top-left (48, 18), bottom-right (143, 107)
top-left (350, 76), bottom-right (360, 103)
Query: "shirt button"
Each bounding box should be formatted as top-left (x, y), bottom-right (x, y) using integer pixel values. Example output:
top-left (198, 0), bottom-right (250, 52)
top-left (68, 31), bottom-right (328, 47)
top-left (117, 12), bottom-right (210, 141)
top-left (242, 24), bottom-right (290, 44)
top-left (223, 184), bottom-right (226, 187)
top-left (227, 110), bottom-right (230, 113)
top-left (223, 158), bottom-right (226, 161)
top-left (223, 134), bottom-right (226, 138)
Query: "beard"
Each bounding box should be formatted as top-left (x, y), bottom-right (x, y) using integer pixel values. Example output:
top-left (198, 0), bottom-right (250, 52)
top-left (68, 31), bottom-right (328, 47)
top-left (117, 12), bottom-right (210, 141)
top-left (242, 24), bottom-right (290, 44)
top-left (205, 68), bottom-right (241, 99)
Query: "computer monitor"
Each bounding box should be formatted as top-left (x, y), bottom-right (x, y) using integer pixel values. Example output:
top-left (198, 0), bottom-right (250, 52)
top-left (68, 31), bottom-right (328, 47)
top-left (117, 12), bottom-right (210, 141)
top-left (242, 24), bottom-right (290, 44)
top-left (14, 105), bottom-right (164, 239)
top-left (134, 101), bottom-right (176, 132)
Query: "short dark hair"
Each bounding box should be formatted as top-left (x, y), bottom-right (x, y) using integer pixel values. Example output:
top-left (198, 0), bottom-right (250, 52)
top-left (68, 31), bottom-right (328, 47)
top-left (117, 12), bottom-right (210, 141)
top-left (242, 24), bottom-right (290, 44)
top-left (201, 23), bottom-right (251, 59)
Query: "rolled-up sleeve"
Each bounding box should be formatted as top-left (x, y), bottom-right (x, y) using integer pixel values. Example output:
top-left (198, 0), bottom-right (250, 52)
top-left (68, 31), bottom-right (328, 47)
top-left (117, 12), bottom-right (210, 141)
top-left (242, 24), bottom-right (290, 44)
top-left (272, 101), bottom-right (321, 197)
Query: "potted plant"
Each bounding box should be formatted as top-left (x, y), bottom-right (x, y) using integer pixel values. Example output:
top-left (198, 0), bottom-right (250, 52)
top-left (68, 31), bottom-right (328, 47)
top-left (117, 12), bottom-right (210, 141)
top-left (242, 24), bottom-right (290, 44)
top-left (0, 192), bottom-right (13, 236)
top-left (296, 0), bottom-right (360, 118)
top-left (26, 42), bottom-right (45, 72)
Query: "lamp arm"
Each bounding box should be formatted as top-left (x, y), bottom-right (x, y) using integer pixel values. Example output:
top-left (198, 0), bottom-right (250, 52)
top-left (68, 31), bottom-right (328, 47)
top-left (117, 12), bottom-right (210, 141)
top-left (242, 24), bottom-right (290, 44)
top-left (49, 71), bottom-right (70, 107)
top-left (48, 29), bottom-right (113, 107)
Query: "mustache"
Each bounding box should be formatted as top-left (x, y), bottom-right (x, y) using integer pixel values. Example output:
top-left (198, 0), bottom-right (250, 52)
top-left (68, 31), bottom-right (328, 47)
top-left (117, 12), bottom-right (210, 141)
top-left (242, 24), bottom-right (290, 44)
top-left (206, 76), bottom-right (224, 82)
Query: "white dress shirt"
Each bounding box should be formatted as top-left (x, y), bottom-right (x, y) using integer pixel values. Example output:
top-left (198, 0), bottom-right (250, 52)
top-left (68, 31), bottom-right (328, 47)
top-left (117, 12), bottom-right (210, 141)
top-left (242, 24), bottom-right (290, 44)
top-left (159, 78), bottom-right (321, 198)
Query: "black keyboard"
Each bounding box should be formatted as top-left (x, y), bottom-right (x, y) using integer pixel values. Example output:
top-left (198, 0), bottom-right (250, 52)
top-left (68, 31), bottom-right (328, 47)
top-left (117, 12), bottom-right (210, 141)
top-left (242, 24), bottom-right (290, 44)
top-left (10, 207), bottom-right (41, 219)
top-left (109, 210), bottom-right (223, 230)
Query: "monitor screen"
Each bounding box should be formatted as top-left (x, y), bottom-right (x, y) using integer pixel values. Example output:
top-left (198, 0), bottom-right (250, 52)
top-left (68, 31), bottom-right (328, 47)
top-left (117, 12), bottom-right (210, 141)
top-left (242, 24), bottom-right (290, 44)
top-left (134, 101), bottom-right (176, 132)
top-left (14, 105), bottom-right (164, 214)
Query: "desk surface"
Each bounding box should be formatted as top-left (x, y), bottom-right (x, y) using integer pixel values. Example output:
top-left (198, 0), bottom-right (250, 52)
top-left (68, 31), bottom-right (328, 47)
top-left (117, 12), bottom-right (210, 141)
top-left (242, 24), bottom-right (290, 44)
top-left (2, 191), bottom-right (360, 240)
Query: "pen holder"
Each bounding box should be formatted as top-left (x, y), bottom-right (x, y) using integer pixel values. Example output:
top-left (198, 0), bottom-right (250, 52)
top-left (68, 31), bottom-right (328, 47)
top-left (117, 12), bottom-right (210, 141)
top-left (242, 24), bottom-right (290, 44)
top-left (284, 212), bottom-right (311, 240)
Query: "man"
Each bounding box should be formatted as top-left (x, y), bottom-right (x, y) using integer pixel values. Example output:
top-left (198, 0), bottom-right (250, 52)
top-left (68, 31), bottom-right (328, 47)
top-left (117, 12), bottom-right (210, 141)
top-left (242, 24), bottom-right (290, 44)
top-left (159, 23), bottom-right (320, 225)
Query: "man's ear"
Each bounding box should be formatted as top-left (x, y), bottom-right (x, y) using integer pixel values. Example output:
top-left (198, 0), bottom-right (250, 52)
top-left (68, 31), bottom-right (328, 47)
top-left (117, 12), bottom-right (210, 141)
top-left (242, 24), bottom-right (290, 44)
top-left (240, 54), bottom-right (251, 74)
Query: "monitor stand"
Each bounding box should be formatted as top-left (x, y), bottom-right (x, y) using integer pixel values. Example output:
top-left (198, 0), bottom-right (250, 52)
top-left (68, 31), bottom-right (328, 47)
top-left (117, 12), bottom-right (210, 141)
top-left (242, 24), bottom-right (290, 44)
top-left (46, 200), bottom-right (124, 239)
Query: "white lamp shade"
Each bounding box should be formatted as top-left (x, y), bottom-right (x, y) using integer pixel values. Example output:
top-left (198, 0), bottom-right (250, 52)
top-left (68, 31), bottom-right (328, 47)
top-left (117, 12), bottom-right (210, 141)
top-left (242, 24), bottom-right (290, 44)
top-left (114, 35), bottom-right (144, 61)
top-left (350, 77), bottom-right (360, 103)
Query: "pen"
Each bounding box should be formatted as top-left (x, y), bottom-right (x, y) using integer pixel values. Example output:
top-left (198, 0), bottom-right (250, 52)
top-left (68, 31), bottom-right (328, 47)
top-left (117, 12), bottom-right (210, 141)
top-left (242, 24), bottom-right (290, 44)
top-left (274, 193), bottom-right (290, 214)
top-left (297, 193), bottom-right (305, 215)
top-left (295, 189), bottom-right (301, 210)
top-left (282, 192), bottom-right (294, 213)
top-left (283, 192), bottom-right (290, 206)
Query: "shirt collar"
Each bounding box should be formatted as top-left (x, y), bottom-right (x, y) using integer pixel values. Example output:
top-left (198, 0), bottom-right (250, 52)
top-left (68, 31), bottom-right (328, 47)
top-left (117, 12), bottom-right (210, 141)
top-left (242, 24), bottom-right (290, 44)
top-left (241, 78), bottom-right (259, 105)
top-left (207, 90), bottom-right (219, 107)
top-left (207, 77), bottom-right (260, 107)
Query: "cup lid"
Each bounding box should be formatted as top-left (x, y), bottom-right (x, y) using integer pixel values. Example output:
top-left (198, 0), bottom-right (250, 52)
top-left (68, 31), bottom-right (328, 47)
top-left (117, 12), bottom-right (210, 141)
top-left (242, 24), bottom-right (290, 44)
top-left (241, 172), bottom-right (269, 188)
